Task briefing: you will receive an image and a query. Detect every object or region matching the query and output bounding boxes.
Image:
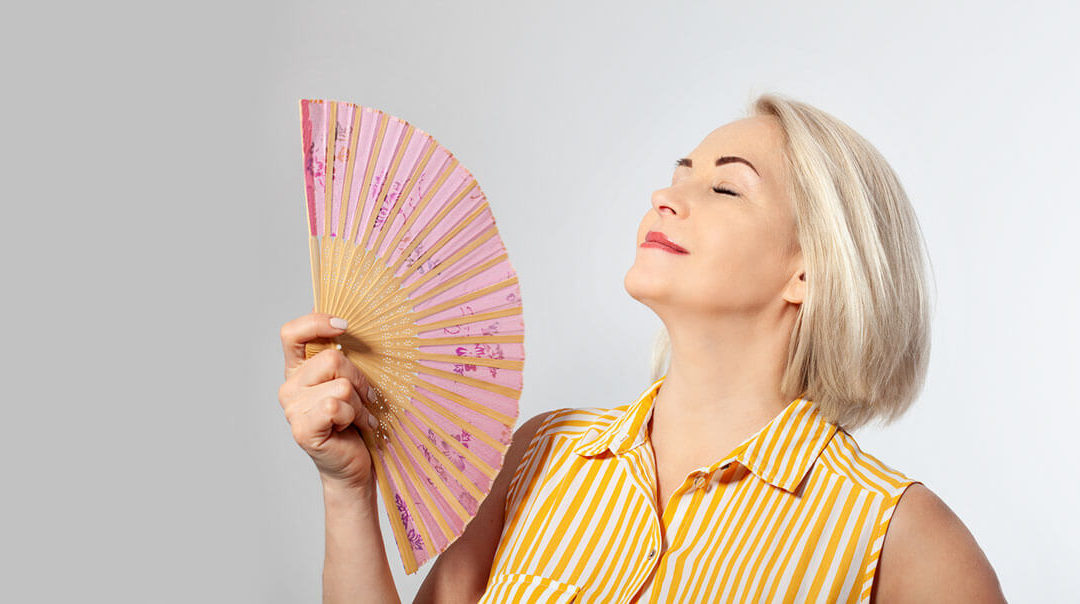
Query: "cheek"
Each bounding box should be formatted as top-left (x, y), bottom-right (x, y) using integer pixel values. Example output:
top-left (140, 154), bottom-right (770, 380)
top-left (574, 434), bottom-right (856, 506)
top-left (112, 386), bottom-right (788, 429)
top-left (693, 225), bottom-right (789, 288)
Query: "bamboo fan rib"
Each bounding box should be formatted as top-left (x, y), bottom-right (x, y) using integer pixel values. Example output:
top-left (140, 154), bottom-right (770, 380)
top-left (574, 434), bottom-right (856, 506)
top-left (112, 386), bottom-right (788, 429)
top-left (298, 99), bottom-right (524, 574)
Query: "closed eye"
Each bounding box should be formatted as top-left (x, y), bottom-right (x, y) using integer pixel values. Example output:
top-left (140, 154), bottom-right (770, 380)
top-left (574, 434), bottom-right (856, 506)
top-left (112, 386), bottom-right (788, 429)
top-left (712, 186), bottom-right (738, 196)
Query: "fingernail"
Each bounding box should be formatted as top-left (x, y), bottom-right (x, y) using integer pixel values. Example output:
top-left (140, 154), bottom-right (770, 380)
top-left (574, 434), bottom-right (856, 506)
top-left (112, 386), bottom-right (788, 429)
top-left (330, 317), bottom-right (347, 330)
top-left (368, 414), bottom-right (378, 429)
top-left (367, 386), bottom-right (376, 401)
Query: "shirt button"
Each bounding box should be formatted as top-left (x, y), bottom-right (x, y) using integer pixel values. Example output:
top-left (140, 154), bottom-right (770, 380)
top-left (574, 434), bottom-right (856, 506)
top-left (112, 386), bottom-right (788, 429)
top-left (647, 549), bottom-right (656, 559)
top-left (693, 476), bottom-right (706, 489)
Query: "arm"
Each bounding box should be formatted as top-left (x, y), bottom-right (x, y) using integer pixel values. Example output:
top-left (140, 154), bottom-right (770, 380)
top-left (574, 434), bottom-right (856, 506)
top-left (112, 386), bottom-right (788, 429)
top-left (872, 482), bottom-right (1007, 603)
top-left (412, 411), bottom-right (552, 604)
top-left (322, 479), bottom-right (402, 604)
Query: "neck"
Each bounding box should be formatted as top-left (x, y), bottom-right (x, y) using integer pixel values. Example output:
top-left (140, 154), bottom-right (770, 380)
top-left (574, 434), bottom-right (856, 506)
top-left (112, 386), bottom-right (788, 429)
top-left (649, 306), bottom-right (799, 453)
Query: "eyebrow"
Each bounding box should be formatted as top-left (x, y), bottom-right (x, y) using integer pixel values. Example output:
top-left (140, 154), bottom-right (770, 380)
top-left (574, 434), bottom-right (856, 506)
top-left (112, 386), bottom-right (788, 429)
top-left (676, 156), bottom-right (760, 177)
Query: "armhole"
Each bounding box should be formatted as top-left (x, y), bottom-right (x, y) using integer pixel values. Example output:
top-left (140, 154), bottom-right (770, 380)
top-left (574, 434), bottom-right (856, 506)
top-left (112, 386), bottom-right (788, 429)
top-left (858, 480), bottom-right (923, 603)
top-left (502, 409), bottom-right (561, 520)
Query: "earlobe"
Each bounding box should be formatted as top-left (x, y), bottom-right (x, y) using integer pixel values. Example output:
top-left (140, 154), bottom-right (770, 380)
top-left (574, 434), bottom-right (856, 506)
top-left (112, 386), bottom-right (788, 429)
top-left (783, 271), bottom-right (806, 304)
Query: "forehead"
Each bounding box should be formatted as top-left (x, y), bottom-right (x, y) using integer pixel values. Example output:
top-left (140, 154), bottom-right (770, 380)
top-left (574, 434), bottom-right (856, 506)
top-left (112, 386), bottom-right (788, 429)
top-left (689, 115), bottom-right (785, 181)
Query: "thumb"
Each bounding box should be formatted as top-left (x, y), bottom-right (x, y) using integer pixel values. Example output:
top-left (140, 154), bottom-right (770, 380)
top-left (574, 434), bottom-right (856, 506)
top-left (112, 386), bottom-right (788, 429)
top-left (281, 312), bottom-right (350, 371)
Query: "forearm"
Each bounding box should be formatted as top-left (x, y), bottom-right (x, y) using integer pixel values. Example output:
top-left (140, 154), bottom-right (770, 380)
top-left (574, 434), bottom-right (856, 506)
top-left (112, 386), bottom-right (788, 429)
top-left (322, 480), bottom-right (402, 604)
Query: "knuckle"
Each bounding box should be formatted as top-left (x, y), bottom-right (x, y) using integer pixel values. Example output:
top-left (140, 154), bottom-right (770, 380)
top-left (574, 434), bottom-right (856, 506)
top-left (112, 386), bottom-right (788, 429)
top-left (290, 421), bottom-right (308, 444)
top-left (330, 377), bottom-right (353, 399)
top-left (323, 398), bottom-right (339, 415)
top-left (313, 348), bottom-right (338, 367)
top-left (326, 348), bottom-right (347, 364)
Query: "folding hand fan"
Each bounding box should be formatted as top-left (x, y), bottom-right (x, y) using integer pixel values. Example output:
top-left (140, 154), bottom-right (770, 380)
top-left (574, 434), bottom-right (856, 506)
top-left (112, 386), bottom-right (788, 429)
top-left (297, 99), bottom-right (524, 574)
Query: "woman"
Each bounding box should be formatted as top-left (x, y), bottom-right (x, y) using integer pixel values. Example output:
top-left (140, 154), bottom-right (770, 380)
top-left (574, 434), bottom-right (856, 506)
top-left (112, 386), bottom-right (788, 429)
top-left (278, 94), bottom-right (1006, 602)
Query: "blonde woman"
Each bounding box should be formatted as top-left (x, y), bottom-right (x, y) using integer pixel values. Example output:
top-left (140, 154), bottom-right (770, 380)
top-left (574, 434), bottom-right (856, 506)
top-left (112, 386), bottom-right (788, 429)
top-left (278, 94), bottom-right (1006, 602)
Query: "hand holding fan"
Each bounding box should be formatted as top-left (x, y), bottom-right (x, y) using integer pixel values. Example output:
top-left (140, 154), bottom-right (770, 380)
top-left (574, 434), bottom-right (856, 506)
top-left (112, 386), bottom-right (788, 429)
top-left (298, 99), bottom-right (524, 574)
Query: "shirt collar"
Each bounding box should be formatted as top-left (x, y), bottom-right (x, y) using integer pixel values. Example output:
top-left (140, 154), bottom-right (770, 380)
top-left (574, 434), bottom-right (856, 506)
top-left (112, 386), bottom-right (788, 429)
top-left (571, 375), bottom-right (838, 493)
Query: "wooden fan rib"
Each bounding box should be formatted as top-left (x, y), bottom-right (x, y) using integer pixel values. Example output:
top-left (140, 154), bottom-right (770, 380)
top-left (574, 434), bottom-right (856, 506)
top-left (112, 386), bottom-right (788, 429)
top-left (317, 101), bottom-right (339, 312)
top-left (394, 401), bottom-right (499, 485)
top-left (319, 235), bottom-right (333, 317)
top-left (416, 363), bottom-right (521, 401)
top-left (334, 103), bottom-right (362, 239)
top-left (417, 334), bottom-right (523, 346)
top-left (367, 124), bottom-right (415, 245)
top-left (307, 236), bottom-right (321, 310)
top-left (393, 405), bottom-right (491, 500)
top-left (299, 100), bottom-right (318, 237)
top-left (331, 205), bottom-right (416, 326)
top-left (378, 435), bottom-right (439, 569)
top-left (389, 179), bottom-right (477, 277)
top-left (368, 345), bottom-right (522, 380)
top-left (325, 105), bottom-right (365, 316)
top-left (412, 376), bottom-right (516, 426)
top-left (380, 156), bottom-right (460, 267)
top-left (327, 244), bottom-right (390, 328)
top-left (323, 101), bottom-right (337, 240)
top-left (346, 255), bottom-right (511, 334)
top-left (343, 215), bottom-right (500, 332)
top-left (411, 276), bottom-right (519, 321)
top-left (386, 409), bottom-right (475, 522)
top-left (369, 433), bottom-right (420, 574)
top-left (407, 253), bottom-right (508, 313)
top-left (401, 226), bottom-right (498, 298)
top-left (338, 106), bottom-right (363, 240)
top-left (370, 135), bottom-right (438, 256)
top-left (378, 419), bottom-right (459, 555)
top-left (324, 241), bottom-right (368, 320)
top-left (359, 121), bottom-right (413, 251)
top-left (348, 111), bottom-right (388, 243)
top-left (324, 236), bottom-right (345, 317)
top-left (416, 306), bottom-right (521, 335)
top-left (415, 353), bottom-right (523, 371)
top-left (408, 386), bottom-right (512, 453)
top-left (330, 239), bottom-right (383, 324)
top-left (403, 203), bottom-right (489, 280)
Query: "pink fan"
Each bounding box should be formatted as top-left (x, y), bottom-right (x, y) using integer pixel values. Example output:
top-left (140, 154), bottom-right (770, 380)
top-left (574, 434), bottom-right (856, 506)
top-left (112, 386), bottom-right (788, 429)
top-left (298, 99), bottom-right (524, 574)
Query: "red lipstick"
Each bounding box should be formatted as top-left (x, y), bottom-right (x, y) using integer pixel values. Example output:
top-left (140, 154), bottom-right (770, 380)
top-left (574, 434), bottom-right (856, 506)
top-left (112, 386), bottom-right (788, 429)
top-left (641, 230), bottom-right (689, 254)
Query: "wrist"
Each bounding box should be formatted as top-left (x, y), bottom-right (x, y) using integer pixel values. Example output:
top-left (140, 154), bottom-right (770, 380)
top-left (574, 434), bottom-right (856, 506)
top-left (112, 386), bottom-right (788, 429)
top-left (321, 475), bottom-right (377, 505)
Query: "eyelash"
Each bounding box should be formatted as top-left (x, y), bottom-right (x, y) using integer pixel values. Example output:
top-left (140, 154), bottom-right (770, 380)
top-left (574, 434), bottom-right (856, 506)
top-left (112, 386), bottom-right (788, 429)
top-left (673, 161), bottom-right (738, 196)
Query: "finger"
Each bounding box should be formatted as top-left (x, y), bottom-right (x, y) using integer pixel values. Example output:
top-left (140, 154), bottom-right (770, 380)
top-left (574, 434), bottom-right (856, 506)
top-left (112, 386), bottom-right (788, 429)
top-left (293, 397), bottom-right (351, 449)
top-left (297, 376), bottom-right (369, 427)
top-left (293, 348), bottom-right (370, 393)
top-left (327, 397), bottom-right (357, 432)
top-left (281, 313), bottom-right (349, 372)
top-left (290, 381), bottom-right (361, 444)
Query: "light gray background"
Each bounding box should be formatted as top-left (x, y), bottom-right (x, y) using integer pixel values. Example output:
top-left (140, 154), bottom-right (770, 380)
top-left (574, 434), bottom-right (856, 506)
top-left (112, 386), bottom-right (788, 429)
top-left (2, 0), bottom-right (1076, 601)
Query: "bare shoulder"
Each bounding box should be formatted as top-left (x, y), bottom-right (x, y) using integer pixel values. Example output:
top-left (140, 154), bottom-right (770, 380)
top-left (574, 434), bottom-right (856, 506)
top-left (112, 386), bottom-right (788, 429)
top-left (872, 482), bottom-right (1007, 603)
top-left (412, 410), bottom-right (553, 604)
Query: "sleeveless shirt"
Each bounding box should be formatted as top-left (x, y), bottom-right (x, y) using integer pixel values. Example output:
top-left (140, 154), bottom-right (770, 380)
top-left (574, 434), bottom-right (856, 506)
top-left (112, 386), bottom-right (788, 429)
top-left (477, 375), bottom-right (920, 603)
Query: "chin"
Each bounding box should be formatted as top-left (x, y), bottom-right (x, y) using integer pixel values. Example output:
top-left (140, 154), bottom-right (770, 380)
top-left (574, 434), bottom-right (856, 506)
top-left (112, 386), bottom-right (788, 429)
top-left (624, 262), bottom-right (673, 305)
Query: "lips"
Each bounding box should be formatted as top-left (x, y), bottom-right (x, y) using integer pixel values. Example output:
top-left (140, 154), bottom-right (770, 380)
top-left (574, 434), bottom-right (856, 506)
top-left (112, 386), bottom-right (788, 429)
top-left (642, 230), bottom-right (689, 254)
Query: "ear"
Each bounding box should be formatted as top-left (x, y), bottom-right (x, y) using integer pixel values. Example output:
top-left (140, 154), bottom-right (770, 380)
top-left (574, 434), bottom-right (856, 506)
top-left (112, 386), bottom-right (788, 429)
top-left (782, 265), bottom-right (806, 305)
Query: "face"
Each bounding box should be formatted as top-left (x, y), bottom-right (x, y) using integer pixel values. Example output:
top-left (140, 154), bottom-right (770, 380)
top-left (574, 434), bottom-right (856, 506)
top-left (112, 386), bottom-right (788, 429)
top-left (624, 115), bottom-right (804, 319)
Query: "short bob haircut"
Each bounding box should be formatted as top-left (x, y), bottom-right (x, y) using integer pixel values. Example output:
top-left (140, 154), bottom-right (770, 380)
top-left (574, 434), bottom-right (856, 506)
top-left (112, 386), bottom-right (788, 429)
top-left (650, 93), bottom-right (935, 433)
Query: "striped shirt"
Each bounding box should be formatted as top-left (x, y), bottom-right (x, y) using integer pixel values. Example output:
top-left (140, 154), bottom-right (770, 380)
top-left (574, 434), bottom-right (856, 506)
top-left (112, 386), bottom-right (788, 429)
top-left (477, 375), bottom-right (920, 603)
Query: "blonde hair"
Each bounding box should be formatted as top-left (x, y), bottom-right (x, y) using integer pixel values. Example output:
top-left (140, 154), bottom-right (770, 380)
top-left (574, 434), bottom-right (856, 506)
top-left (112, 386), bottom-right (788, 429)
top-left (650, 93), bottom-right (935, 432)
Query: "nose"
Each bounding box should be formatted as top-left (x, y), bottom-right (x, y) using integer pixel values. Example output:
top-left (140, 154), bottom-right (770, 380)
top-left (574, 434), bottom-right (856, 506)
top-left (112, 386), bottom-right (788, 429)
top-left (650, 184), bottom-right (686, 217)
